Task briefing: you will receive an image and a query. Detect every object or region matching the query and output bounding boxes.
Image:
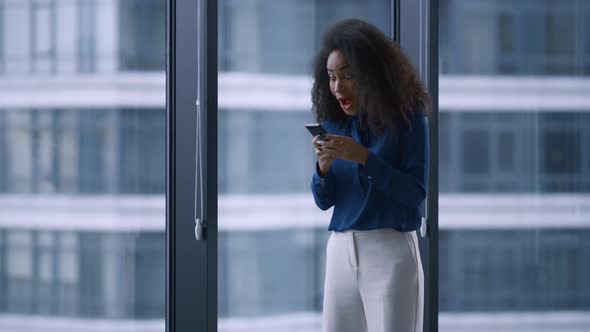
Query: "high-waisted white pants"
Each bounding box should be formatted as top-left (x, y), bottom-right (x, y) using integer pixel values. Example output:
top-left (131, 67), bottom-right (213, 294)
top-left (322, 228), bottom-right (424, 332)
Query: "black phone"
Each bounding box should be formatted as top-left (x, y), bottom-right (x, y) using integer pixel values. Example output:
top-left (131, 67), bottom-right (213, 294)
top-left (305, 123), bottom-right (329, 141)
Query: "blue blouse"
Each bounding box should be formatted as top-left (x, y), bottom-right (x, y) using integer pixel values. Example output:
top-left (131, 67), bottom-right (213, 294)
top-left (310, 111), bottom-right (429, 232)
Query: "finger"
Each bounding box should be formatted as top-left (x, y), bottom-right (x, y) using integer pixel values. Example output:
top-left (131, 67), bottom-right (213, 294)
top-left (317, 149), bottom-right (331, 158)
top-left (322, 149), bottom-right (337, 159)
top-left (323, 142), bottom-right (341, 152)
top-left (312, 135), bottom-right (325, 144)
top-left (327, 137), bottom-right (347, 147)
top-left (322, 139), bottom-right (338, 148)
top-left (323, 134), bottom-right (344, 140)
top-left (312, 135), bottom-right (320, 146)
top-left (326, 147), bottom-right (343, 158)
top-left (314, 140), bottom-right (326, 150)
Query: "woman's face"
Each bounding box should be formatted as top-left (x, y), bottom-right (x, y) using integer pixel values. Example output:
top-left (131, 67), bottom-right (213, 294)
top-left (327, 49), bottom-right (357, 116)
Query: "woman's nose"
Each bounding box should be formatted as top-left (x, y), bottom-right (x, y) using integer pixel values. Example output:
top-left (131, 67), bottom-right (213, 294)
top-left (334, 79), bottom-right (344, 92)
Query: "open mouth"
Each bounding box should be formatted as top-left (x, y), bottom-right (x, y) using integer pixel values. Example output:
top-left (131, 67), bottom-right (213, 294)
top-left (338, 98), bottom-right (353, 110)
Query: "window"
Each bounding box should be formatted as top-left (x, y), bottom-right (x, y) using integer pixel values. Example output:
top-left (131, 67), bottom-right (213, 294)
top-left (462, 130), bottom-right (490, 175)
top-left (0, 2), bottom-right (4, 74)
top-left (5, 111), bottom-right (34, 192)
top-left (119, 109), bottom-right (165, 194)
top-left (78, 0), bottom-right (96, 72)
top-left (0, 108), bottom-right (166, 195)
top-left (78, 110), bottom-right (109, 193)
top-left (5, 231), bottom-right (34, 313)
top-left (440, 0), bottom-right (590, 330)
top-left (32, 0), bottom-right (57, 74)
top-left (119, 0), bottom-right (166, 71)
top-left (439, 111), bottom-right (590, 192)
top-left (443, 0), bottom-right (590, 75)
top-left (0, 1), bottom-right (166, 330)
top-left (543, 131), bottom-right (580, 175)
top-left (497, 131), bottom-right (515, 172)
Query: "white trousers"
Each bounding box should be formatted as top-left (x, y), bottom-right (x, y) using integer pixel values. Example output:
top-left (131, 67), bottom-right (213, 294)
top-left (322, 228), bottom-right (424, 332)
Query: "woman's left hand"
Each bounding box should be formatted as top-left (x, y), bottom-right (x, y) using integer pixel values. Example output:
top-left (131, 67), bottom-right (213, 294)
top-left (321, 134), bottom-right (369, 165)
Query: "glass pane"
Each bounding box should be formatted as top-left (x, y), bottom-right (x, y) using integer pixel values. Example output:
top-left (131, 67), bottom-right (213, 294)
top-left (440, 0), bottom-right (590, 331)
top-left (0, 0), bottom-right (166, 331)
top-left (443, 0), bottom-right (586, 76)
top-left (218, 0), bottom-right (392, 331)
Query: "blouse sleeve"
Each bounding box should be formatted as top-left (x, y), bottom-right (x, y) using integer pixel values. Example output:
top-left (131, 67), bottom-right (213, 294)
top-left (311, 161), bottom-right (336, 210)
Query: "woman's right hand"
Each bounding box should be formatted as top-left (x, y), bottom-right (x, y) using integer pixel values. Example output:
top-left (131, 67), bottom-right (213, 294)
top-left (313, 135), bottom-right (335, 176)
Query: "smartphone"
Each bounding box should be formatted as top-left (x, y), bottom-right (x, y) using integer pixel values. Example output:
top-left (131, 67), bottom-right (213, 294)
top-left (305, 123), bottom-right (329, 141)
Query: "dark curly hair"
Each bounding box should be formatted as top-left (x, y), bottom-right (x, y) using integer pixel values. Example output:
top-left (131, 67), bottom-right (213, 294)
top-left (311, 18), bottom-right (431, 134)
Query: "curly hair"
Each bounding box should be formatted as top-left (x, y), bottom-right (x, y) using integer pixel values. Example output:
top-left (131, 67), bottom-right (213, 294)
top-left (311, 18), bottom-right (431, 134)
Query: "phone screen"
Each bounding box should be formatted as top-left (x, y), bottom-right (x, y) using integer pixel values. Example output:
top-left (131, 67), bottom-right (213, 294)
top-left (305, 124), bottom-right (329, 140)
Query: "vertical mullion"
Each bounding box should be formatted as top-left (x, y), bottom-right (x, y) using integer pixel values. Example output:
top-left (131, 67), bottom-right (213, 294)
top-left (169, 0), bottom-right (218, 331)
top-left (32, 230), bottom-right (39, 314)
top-left (394, 0), bottom-right (400, 42)
top-left (50, 0), bottom-right (56, 74)
top-left (400, 0), bottom-right (439, 331)
top-left (30, 0), bottom-right (36, 75)
top-left (427, 1), bottom-right (439, 332)
top-left (31, 110), bottom-right (39, 193)
top-left (51, 231), bottom-right (59, 315)
top-left (166, 0), bottom-right (176, 328)
top-left (204, 0), bottom-right (218, 330)
top-left (52, 110), bottom-right (60, 192)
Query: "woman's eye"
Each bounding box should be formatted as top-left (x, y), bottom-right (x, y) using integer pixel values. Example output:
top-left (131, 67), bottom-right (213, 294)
top-left (328, 76), bottom-right (336, 81)
top-left (344, 73), bottom-right (354, 80)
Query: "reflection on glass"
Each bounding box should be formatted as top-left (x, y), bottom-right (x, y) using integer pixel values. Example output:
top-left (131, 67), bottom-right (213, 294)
top-left (0, 0), bottom-right (165, 331)
top-left (218, 0), bottom-right (391, 331)
top-left (440, 0), bottom-right (590, 331)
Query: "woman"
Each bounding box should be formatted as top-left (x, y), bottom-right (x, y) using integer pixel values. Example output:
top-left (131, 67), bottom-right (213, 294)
top-left (310, 18), bottom-right (431, 332)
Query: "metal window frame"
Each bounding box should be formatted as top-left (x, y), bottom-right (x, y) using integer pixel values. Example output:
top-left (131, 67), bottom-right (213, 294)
top-left (167, 0), bottom-right (218, 331)
top-left (427, 1), bottom-right (439, 331)
top-left (397, 0), bottom-right (439, 331)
